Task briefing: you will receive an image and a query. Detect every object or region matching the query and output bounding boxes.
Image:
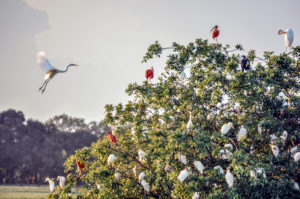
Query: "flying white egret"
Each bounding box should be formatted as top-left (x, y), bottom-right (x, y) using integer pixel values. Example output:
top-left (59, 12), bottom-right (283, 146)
top-left (177, 153), bottom-right (187, 165)
top-left (138, 149), bottom-right (146, 163)
top-left (177, 168), bottom-right (191, 182)
top-left (237, 126), bottom-right (247, 141)
top-left (141, 179), bottom-right (150, 192)
top-left (192, 192), bottom-right (200, 199)
top-left (294, 152), bottom-right (300, 162)
top-left (194, 161), bottom-right (204, 174)
top-left (138, 172), bottom-right (146, 182)
top-left (225, 169), bottom-right (234, 188)
top-left (278, 28), bottom-right (294, 51)
top-left (45, 178), bottom-right (55, 192)
top-left (187, 112), bottom-right (193, 132)
top-left (56, 176), bottom-right (66, 188)
top-left (107, 154), bottom-right (116, 166)
top-left (221, 122), bottom-right (233, 135)
top-left (37, 52), bottom-right (78, 94)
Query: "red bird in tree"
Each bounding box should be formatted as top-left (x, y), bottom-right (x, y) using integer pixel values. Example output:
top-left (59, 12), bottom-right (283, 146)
top-left (145, 67), bottom-right (154, 84)
top-left (76, 159), bottom-right (86, 174)
top-left (210, 25), bottom-right (219, 43)
top-left (106, 130), bottom-right (116, 144)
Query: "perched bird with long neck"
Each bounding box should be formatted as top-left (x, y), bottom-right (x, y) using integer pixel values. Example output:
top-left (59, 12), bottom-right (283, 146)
top-left (44, 178), bottom-right (55, 192)
top-left (278, 28), bottom-right (294, 51)
top-left (37, 52), bottom-right (78, 93)
top-left (210, 25), bottom-right (220, 44)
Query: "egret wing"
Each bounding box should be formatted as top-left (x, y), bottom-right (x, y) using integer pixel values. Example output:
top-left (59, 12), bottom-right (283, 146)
top-left (37, 51), bottom-right (55, 72)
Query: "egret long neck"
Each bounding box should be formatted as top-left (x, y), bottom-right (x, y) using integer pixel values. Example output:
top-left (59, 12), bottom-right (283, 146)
top-left (59, 65), bottom-right (72, 73)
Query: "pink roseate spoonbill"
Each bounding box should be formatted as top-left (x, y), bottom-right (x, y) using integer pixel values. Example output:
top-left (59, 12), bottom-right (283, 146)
top-left (145, 66), bottom-right (154, 84)
top-left (210, 25), bottom-right (220, 43)
top-left (37, 51), bottom-right (78, 93)
top-left (278, 28), bottom-right (294, 51)
top-left (106, 130), bottom-right (116, 144)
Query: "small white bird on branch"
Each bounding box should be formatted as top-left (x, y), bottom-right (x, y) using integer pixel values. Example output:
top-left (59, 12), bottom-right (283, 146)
top-left (225, 168), bottom-right (234, 188)
top-left (141, 179), bottom-right (150, 193)
top-left (108, 154), bottom-right (116, 166)
top-left (221, 122), bottom-right (233, 135)
top-left (177, 168), bottom-right (191, 182)
top-left (237, 125), bottom-right (247, 141)
top-left (194, 161), bottom-right (204, 175)
top-left (138, 149), bottom-right (146, 163)
top-left (45, 178), bottom-right (55, 192)
top-left (177, 153), bottom-right (187, 165)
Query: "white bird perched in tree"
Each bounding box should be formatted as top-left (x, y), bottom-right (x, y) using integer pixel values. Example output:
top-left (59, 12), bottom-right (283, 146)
top-left (138, 172), bottom-right (146, 182)
top-left (177, 168), bottom-right (191, 182)
top-left (258, 123), bottom-right (262, 135)
top-left (115, 170), bottom-right (121, 181)
top-left (221, 122), bottom-right (233, 135)
top-left (192, 192), bottom-right (200, 199)
top-left (290, 146), bottom-right (298, 154)
top-left (45, 178), bottom-right (55, 192)
top-left (56, 176), bottom-right (66, 188)
top-left (225, 169), bottom-right (234, 188)
top-left (250, 144), bottom-right (255, 154)
top-left (186, 112), bottom-right (193, 132)
top-left (138, 149), bottom-right (146, 163)
top-left (180, 70), bottom-right (187, 82)
top-left (96, 183), bottom-right (102, 190)
top-left (280, 130), bottom-right (288, 142)
top-left (194, 161), bottom-right (204, 174)
top-left (270, 144), bottom-right (280, 157)
top-left (133, 166), bottom-right (139, 177)
top-left (141, 179), bottom-right (150, 193)
top-left (177, 153), bottom-right (187, 165)
top-left (294, 152), bottom-right (300, 162)
top-left (214, 165), bottom-right (224, 175)
top-left (108, 154), bottom-right (116, 166)
top-left (37, 51), bottom-right (78, 94)
top-left (237, 125), bottom-right (247, 141)
top-left (294, 182), bottom-right (300, 190)
top-left (278, 28), bottom-right (294, 51)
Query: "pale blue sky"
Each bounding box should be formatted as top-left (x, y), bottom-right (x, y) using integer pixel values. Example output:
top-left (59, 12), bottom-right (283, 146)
top-left (0, 0), bottom-right (299, 122)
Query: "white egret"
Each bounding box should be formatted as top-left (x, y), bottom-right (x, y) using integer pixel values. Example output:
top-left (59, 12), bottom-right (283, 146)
top-left (177, 168), bottom-right (191, 182)
top-left (115, 171), bottom-right (121, 181)
top-left (221, 122), bottom-right (233, 135)
top-left (278, 28), bottom-right (294, 51)
top-left (138, 172), bottom-right (146, 182)
top-left (280, 130), bottom-right (288, 142)
top-left (45, 178), bottom-right (55, 192)
top-left (294, 152), bottom-right (300, 162)
top-left (56, 176), bottom-right (66, 188)
top-left (177, 153), bottom-right (187, 165)
top-left (192, 192), bottom-right (200, 199)
top-left (37, 52), bottom-right (78, 94)
top-left (133, 166), bottom-right (139, 177)
top-left (138, 149), bottom-right (146, 163)
top-left (237, 125), bottom-right (247, 141)
top-left (187, 112), bottom-right (193, 132)
top-left (108, 154), bottom-right (116, 166)
top-left (141, 179), bottom-right (150, 192)
top-left (270, 144), bottom-right (279, 157)
top-left (225, 169), bottom-right (234, 188)
top-left (290, 146), bottom-right (298, 154)
top-left (96, 183), bottom-right (102, 190)
top-left (294, 182), bottom-right (300, 190)
top-left (250, 144), bottom-right (255, 154)
top-left (194, 161), bottom-right (204, 174)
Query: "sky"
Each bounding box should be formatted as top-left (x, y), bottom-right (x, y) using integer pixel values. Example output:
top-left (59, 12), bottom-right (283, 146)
top-left (0, 0), bottom-right (299, 123)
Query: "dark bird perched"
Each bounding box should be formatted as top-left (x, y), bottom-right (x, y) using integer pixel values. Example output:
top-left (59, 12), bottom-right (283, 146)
top-left (210, 25), bottom-right (220, 43)
top-left (145, 66), bottom-right (154, 84)
top-left (37, 52), bottom-right (78, 94)
top-left (241, 55), bottom-right (251, 72)
top-left (106, 130), bottom-right (116, 144)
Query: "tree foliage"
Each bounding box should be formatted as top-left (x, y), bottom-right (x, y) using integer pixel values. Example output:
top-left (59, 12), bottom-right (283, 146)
top-left (54, 39), bottom-right (299, 198)
top-left (0, 110), bottom-right (105, 185)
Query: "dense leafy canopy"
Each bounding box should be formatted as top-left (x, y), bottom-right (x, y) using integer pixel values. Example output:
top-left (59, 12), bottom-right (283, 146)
top-left (53, 39), bottom-right (299, 198)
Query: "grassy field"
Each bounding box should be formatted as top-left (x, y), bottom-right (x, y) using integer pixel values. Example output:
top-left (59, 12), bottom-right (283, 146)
top-left (0, 186), bottom-right (50, 199)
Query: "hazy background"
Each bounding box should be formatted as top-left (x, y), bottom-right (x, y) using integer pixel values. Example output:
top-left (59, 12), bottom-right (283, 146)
top-left (0, 0), bottom-right (299, 122)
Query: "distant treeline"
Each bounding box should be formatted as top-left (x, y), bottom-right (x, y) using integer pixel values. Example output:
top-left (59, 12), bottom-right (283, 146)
top-left (0, 109), bottom-right (107, 185)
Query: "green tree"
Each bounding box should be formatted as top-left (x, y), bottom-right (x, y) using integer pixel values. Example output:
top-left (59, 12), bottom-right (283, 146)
top-left (53, 39), bottom-right (299, 198)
